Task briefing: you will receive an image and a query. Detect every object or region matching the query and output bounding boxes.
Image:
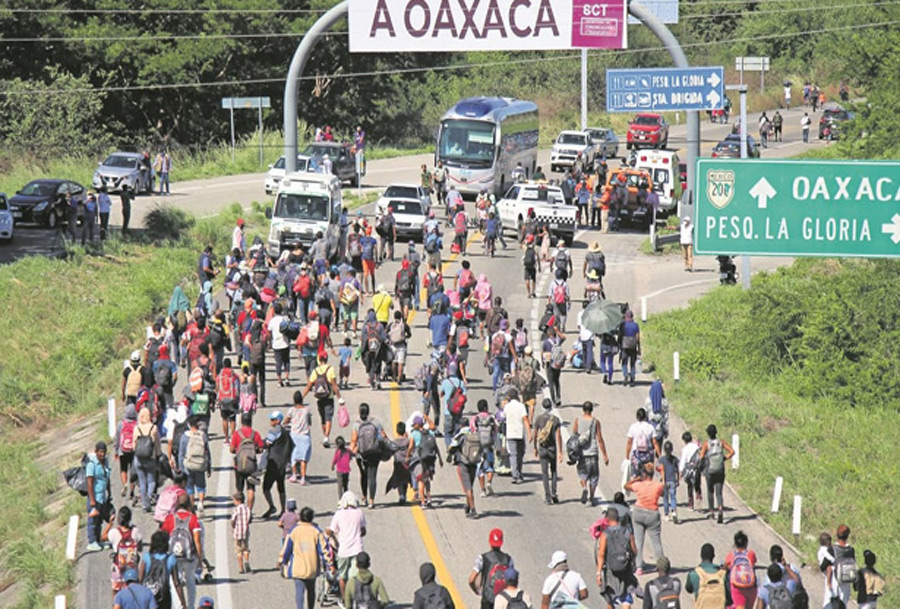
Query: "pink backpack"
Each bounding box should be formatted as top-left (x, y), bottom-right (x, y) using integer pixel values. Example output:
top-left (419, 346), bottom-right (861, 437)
top-left (240, 389), bottom-right (258, 414)
top-left (154, 485), bottom-right (186, 524)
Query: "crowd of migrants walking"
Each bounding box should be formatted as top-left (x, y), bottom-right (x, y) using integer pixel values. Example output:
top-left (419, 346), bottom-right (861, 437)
top-left (69, 159), bottom-right (883, 609)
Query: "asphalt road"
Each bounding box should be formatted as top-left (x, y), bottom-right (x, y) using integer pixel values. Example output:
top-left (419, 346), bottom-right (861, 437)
top-left (77, 106), bottom-right (829, 609)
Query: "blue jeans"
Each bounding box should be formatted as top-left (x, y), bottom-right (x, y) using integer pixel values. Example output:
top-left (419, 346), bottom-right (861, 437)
top-left (86, 498), bottom-right (112, 545)
top-left (581, 338), bottom-right (594, 372)
top-left (412, 273), bottom-right (421, 309)
top-left (664, 481), bottom-right (678, 515)
top-left (293, 578), bottom-right (317, 609)
top-left (600, 347), bottom-right (615, 381)
top-left (158, 171), bottom-right (170, 194)
top-left (134, 458), bottom-right (157, 510)
top-left (492, 357), bottom-right (511, 391)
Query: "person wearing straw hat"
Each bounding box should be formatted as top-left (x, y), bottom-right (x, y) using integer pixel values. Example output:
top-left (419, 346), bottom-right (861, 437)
top-left (584, 241), bottom-right (606, 282)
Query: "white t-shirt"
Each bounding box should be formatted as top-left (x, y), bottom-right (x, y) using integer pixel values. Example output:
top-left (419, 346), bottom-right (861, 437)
top-left (268, 315), bottom-right (289, 350)
top-left (680, 442), bottom-right (700, 474)
top-left (328, 507), bottom-right (367, 559)
top-left (109, 526), bottom-right (143, 551)
top-left (504, 400), bottom-right (529, 440)
top-left (627, 421), bottom-right (656, 454)
top-left (680, 221), bottom-right (693, 245)
top-left (541, 569), bottom-right (587, 602)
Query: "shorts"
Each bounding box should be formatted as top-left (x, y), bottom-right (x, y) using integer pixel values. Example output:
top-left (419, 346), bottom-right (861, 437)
top-left (341, 303), bottom-right (359, 320)
top-left (336, 555), bottom-right (358, 580)
top-left (351, 256), bottom-right (362, 273)
top-left (119, 452), bottom-right (134, 473)
top-left (477, 448), bottom-right (495, 476)
top-left (186, 469), bottom-right (207, 495)
top-left (340, 364), bottom-right (350, 379)
top-left (392, 345), bottom-right (407, 365)
top-left (477, 309), bottom-right (487, 322)
top-left (398, 294), bottom-right (412, 310)
top-left (317, 397), bottom-right (335, 424)
top-left (524, 266), bottom-right (536, 281)
top-left (362, 259), bottom-right (375, 275)
top-left (291, 433), bottom-right (312, 464)
top-left (235, 471), bottom-right (257, 492)
top-left (457, 463), bottom-right (478, 491)
top-left (234, 538), bottom-right (250, 556)
top-left (219, 399), bottom-right (237, 421)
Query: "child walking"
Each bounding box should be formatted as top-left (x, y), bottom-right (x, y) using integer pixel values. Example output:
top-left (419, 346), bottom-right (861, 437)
top-left (657, 440), bottom-right (680, 523)
top-left (338, 338), bottom-right (353, 390)
top-left (331, 436), bottom-right (352, 499)
top-left (230, 491), bottom-right (252, 573)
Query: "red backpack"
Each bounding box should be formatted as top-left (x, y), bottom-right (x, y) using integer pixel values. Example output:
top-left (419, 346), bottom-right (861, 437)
top-left (459, 269), bottom-right (475, 289)
top-left (552, 281), bottom-right (567, 305)
top-left (293, 274), bottom-right (312, 298)
top-left (218, 368), bottom-right (237, 402)
top-left (120, 420), bottom-right (136, 453)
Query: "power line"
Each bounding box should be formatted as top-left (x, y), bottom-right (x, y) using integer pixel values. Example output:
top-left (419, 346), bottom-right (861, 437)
top-left (1, 31), bottom-right (349, 44)
top-left (1, 16), bottom-right (895, 96)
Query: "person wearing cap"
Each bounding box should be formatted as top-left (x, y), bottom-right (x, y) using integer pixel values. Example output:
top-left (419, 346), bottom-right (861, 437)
top-left (495, 567), bottom-right (533, 609)
top-left (85, 440), bottom-right (112, 552)
top-left (395, 258), bottom-right (415, 319)
top-left (372, 283), bottom-right (393, 325)
top-left (533, 399), bottom-right (562, 504)
top-left (469, 528), bottom-right (515, 609)
top-left (123, 349), bottom-right (152, 405)
top-left (642, 556), bottom-right (681, 609)
top-left (112, 567), bottom-right (156, 609)
top-left (232, 218), bottom-right (246, 256)
top-left (261, 411), bottom-right (291, 519)
top-left (198, 597), bottom-right (215, 608)
top-left (360, 226), bottom-right (378, 294)
top-left (542, 551), bottom-right (588, 608)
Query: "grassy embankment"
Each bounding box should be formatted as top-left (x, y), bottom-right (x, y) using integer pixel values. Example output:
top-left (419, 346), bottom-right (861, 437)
top-left (641, 258), bottom-right (899, 607)
top-left (0, 201), bottom-right (273, 609)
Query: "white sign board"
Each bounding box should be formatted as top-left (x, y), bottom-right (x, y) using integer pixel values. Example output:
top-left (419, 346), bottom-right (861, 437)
top-left (735, 56), bottom-right (770, 72)
top-left (348, 0), bottom-right (627, 52)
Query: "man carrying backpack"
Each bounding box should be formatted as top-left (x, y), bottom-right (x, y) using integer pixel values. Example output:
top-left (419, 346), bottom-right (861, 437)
top-left (112, 568), bottom-right (156, 609)
top-left (502, 388), bottom-right (531, 484)
top-left (153, 344), bottom-right (178, 413)
top-left (360, 310), bottom-right (386, 390)
top-left (123, 350), bottom-right (152, 406)
top-left (757, 563), bottom-right (795, 609)
top-left (395, 258), bottom-right (415, 319)
top-left (533, 399), bottom-right (562, 505)
top-left (302, 353), bottom-right (341, 448)
top-left (522, 235), bottom-right (540, 298)
top-left (162, 494), bottom-right (203, 609)
top-left (388, 309), bottom-right (412, 384)
top-left (547, 270), bottom-right (570, 331)
top-left (440, 368), bottom-right (467, 446)
top-left (643, 556), bottom-right (682, 609)
top-left (230, 412), bottom-right (263, 513)
top-left (468, 528), bottom-right (515, 609)
top-left (698, 424), bottom-right (735, 524)
top-left (344, 551), bottom-right (389, 609)
top-left (542, 551), bottom-right (588, 608)
top-left (351, 403), bottom-right (388, 509)
top-left (490, 319), bottom-right (517, 392)
top-left (685, 543), bottom-right (730, 608)
top-left (85, 441), bottom-right (113, 552)
top-left (178, 416), bottom-right (211, 519)
top-left (413, 562), bottom-right (455, 609)
top-left (596, 507), bottom-right (638, 609)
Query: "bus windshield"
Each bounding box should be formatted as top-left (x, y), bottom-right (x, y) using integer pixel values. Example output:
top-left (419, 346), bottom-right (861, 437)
top-left (274, 193), bottom-right (329, 222)
top-left (438, 120), bottom-right (495, 166)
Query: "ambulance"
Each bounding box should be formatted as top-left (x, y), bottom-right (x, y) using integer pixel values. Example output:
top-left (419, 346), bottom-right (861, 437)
top-left (633, 149), bottom-right (682, 216)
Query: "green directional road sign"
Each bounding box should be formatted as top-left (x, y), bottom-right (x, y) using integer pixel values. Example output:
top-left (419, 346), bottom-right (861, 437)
top-left (695, 158), bottom-right (900, 258)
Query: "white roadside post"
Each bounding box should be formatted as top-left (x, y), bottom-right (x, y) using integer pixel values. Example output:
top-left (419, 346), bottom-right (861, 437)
top-left (771, 476), bottom-right (784, 513)
top-left (732, 433), bottom-right (740, 469)
top-left (792, 495), bottom-right (803, 536)
top-left (673, 351), bottom-right (680, 381)
top-left (65, 514), bottom-right (79, 560)
top-left (641, 297), bottom-right (648, 322)
top-left (107, 397), bottom-right (116, 438)
top-left (55, 595), bottom-right (66, 609)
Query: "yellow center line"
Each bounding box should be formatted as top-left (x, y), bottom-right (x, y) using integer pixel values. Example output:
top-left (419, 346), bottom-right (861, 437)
top-left (388, 226), bottom-right (482, 608)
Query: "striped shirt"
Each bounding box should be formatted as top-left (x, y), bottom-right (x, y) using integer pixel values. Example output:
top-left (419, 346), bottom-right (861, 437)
top-left (231, 503), bottom-right (251, 540)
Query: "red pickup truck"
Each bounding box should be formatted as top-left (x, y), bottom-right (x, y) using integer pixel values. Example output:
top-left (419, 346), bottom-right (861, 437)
top-left (626, 113), bottom-right (669, 150)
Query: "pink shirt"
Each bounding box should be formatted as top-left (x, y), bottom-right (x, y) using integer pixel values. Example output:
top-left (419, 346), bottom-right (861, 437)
top-left (328, 507), bottom-right (367, 558)
top-left (475, 283), bottom-right (492, 311)
top-left (332, 448), bottom-right (352, 474)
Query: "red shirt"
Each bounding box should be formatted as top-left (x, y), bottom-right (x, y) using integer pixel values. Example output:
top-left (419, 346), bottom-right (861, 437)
top-left (230, 426), bottom-right (264, 454)
top-left (161, 509), bottom-right (201, 536)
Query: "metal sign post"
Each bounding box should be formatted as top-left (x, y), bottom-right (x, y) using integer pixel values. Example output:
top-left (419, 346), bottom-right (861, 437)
top-left (221, 97), bottom-right (272, 165)
top-left (735, 57), bottom-right (770, 92)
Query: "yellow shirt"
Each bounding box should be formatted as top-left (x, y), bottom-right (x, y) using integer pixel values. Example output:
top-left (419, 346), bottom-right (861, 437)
top-left (372, 292), bottom-right (392, 323)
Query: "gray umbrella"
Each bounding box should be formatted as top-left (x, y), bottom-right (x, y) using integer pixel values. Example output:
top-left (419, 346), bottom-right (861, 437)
top-left (580, 299), bottom-right (624, 336)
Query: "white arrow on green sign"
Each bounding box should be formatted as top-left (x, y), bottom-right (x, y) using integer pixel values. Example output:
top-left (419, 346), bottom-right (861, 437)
top-left (695, 159), bottom-right (900, 258)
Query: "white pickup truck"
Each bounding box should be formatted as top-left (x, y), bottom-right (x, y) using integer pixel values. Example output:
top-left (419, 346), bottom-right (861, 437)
top-left (497, 181), bottom-right (577, 246)
top-left (550, 130), bottom-right (594, 173)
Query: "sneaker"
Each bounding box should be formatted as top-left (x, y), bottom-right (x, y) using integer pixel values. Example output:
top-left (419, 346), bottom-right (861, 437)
top-left (299, 478), bottom-right (308, 486)
top-left (544, 497), bottom-right (552, 505)
top-left (86, 542), bottom-right (103, 552)
top-left (244, 561), bottom-right (252, 573)
top-left (635, 568), bottom-right (644, 576)
top-left (672, 513), bottom-right (679, 524)
top-left (261, 507), bottom-right (277, 520)
top-left (717, 511), bottom-right (724, 524)
top-left (551, 495), bottom-right (560, 504)
top-left (664, 514), bottom-right (670, 522)
top-left (480, 490), bottom-right (487, 498)
top-left (467, 509), bottom-right (478, 519)
top-left (322, 437), bottom-right (331, 448)
top-left (289, 475), bottom-right (298, 483)
top-left (486, 483), bottom-right (494, 496)
top-left (580, 489), bottom-right (588, 504)
top-left (198, 505), bottom-right (205, 520)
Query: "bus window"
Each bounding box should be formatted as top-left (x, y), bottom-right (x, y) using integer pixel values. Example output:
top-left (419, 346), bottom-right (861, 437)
top-left (439, 120), bottom-right (495, 165)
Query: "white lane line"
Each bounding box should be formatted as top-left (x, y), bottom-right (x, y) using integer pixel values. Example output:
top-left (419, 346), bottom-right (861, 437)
top-left (641, 277), bottom-right (717, 300)
top-left (213, 444), bottom-right (234, 609)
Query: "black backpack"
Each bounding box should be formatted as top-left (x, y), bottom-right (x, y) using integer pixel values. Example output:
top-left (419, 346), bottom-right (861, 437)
top-left (604, 525), bottom-right (633, 573)
top-left (650, 576), bottom-right (681, 609)
top-left (523, 246), bottom-right (536, 268)
top-left (209, 324), bottom-right (225, 350)
top-left (155, 362), bottom-right (174, 389)
top-left (146, 337), bottom-right (162, 368)
top-left (481, 550), bottom-right (511, 604)
top-left (144, 554), bottom-right (170, 605)
top-left (352, 577), bottom-right (382, 609)
top-left (500, 590), bottom-right (528, 609)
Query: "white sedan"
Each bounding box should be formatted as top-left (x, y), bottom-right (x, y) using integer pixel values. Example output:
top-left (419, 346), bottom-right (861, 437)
top-left (375, 184), bottom-right (431, 215)
top-left (376, 197), bottom-right (428, 241)
top-left (0, 193), bottom-right (14, 243)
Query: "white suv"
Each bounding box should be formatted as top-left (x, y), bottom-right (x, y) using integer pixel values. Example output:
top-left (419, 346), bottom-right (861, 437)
top-left (551, 130), bottom-right (594, 173)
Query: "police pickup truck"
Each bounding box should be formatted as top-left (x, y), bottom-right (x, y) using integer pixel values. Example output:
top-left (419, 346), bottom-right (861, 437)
top-left (497, 181), bottom-right (577, 246)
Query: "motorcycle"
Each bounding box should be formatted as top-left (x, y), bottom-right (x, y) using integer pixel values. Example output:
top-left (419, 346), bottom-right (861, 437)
top-left (717, 255), bottom-right (737, 285)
